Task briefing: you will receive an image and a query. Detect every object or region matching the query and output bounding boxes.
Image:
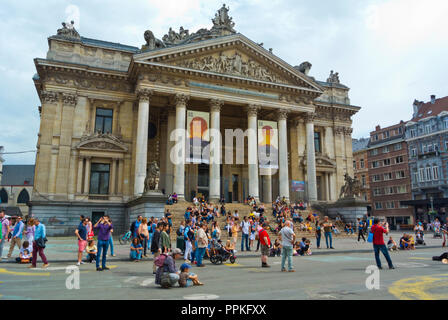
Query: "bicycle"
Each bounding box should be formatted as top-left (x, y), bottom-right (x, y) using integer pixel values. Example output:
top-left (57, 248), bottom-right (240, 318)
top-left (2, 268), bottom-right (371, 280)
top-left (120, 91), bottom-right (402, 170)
top-left (119, 231), bottom-right (132, 245)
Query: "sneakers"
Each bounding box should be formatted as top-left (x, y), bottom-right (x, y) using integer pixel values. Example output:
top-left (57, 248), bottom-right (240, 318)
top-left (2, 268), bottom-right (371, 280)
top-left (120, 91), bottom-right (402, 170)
top-left (42, 263), bottom-right (50, 268)
top-left (97, 267), bottom-right (103, 271)
top-left (103, 267), bottom-right (110, 270)
top-left (261, 263), bottom-right (270, 268)
top-left (281, 268), bottom-right (287, 272)
top-left (288, 269), bottom-right (296, 272)
top-left (389, 266), bottom-right (395, 269)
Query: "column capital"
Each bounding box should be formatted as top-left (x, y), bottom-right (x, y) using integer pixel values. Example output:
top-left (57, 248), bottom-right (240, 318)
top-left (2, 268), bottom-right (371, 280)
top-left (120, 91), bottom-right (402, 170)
top-left (246, 104), bottom-right (260, 117)
top-left (136, 88), bottom-right (153, 102)
top-left (174, 93), bottom-right (190, 107)
top-left (343, 127), bottom-right (353, 136)
top-left (305, 112), bottom-right (316, 123)
top-left (277, 109), bottom-right (289, 121)
top-left (61, 92), bottom-right (78, 106)
top-left (40, 90), bottom-right (59, 104)
top-left (209, 99), bottom-right (224, 112)
top-left (334, 126), bottom-right (345, 135)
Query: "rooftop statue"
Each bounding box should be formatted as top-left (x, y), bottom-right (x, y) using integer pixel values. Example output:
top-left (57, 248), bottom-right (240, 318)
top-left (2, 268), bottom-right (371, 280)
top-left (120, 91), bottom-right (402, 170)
top-left (142, 30), bottom-right (166, 51)
top-left (56, 21), bottom-right (80, 40)
top-left (211, 4), bottom-right (236, 33)
top-left (327, 70), bottom-right (340, 84)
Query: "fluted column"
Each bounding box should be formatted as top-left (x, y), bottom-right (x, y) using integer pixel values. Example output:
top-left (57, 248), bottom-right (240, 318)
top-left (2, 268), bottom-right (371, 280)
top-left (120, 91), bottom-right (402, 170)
top-left (306, 112), bottom-right (317, 202)
top-left (173, 93), bottom-right (189, 200)
top-left (262, 168), bottom-right (272, 203)
top-left (209, 99), bottom-right (223, 202)
top-left (134, 89), bottom-right (152, 196)
top-left (247, 105), bottom-right (260, 201)
top-left (84, 156), bottom-right (91, 194)
top-left (278, 109), bottom-right (289, 201)
top-left (76, 156), bottom-right (84, 194)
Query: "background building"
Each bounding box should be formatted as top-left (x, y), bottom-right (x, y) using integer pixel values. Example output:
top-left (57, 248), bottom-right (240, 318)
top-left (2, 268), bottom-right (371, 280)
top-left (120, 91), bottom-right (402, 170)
top-left (367, 122), bottom-right (413, 228)
top-left (402, 95), bottom-right (448, 223)
top-left (352, 138), bottom-right (370, 206)
top-left (0, 165), bottom-right (34, 216)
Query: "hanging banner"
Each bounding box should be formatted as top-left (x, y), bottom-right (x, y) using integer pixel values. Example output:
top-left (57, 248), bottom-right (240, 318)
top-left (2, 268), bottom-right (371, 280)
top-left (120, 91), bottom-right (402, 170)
top-left (258, 120), bottom-right (278, 169)
top-left (292, 181), bottom-right (305, 192)
top-left (186, 110), bottom-right (210, 164)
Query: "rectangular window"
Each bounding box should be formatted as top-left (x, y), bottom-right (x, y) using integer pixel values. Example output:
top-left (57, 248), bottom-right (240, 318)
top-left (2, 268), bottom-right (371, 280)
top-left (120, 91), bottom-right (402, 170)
top-left (89, 163), bottom-right (110, 195)
top-left (395, 156), bottom-right (404, 164)
top-left (353, 160), bottom-right (357, 170)
top-left (384, 131), bottom-right (390, 139)
top-left (373, 175), bottom-right (381, 182)
top-left (383, 159), bottom-right (391, 166)
top-left (360, 159), bottom-right (365, 168)
top-left (422, 145), bottom-right (427, 153)
top-left (425, 124), bottom-right (431, 134)
top-left (433, 166), bottom-right (439, 180)
top-left (410, 129), bottom-right (417, 138)
top-left (372, 161), bottom-right (379, 168)
top-left (394, 144), bottom-right (402, 151)
top-left (371, 149), bottom-right (378, 156)
top-left (428, 144), bottom-right (433, 153)
top-left (386, 201), bottom-right (395, 209)
top-left (383, 146), bottom-right (389, 153)
top-left (94, 108), bottom-right (113, 134)
top-left (419, 168), bottom-right (425, 182)
top-left (314, 132), bottom-right (321, 153)
top-left (444, 118), bottom-right (448, 129)
top-left (383, 172), bottom-right (392, 180)
top-left (426, 167), bottom-right (432, 181)
top-left (411, 148), bottom-right (417, 157)
top-left (397, 185), bottom-right (407, 193)
top-left (398, 127), bottom-right (403, 134)
top-left (375, 202), bottom-right (382, 209)
top-left (361, 175), bottom-right (366, 186)
top-left (395, 171), bottom-right (405, 179)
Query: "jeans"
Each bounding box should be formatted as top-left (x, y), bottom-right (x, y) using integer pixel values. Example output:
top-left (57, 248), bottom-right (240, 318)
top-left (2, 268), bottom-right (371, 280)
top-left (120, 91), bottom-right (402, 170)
top-left (373, 244), bottom-right (394, 268)
top-left (358, 230), bottom-right (366, 242)
top-left (316, 234), bottom-right (321, 248)
top-left (108, 236), bottom-right (114, 255)
top-left (281, 246), bottom-right (294, 271)
top-left (184, 240), bottom-right (193, 260)
top-left (324, 232), bottom-right (333, 248)
top-left (0, 238), bottom-right (5, 257)
top-left (31, 241), bottom-right (48, 267)
top-left (196, 247), bottom-right (206, 266)
top-left (148, 232), bottom-right (153, 249)
top-left (142, 238), bottom-right (148, 256)
top-left (130, 250), bottom-right (142, 260)
top-left (241, 233), bottom-right (250, 251)
top-left (96, 239), bottom-right (109, 269)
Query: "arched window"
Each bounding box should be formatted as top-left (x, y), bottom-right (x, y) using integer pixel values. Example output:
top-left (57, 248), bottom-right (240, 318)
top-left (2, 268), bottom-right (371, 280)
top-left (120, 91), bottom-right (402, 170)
top-left (17, 189), bottom-right (30, 204)
top-left (0, 189), bottom-right (8, 204)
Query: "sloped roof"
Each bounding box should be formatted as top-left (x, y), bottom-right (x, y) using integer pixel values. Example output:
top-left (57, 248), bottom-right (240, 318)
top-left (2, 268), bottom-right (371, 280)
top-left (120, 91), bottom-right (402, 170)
top-left (352, 138), bottom-right (369, 152)
top-left (412, 96), bottom-right (448, 122)
top-left (1, 165), bottom-right (35, 186)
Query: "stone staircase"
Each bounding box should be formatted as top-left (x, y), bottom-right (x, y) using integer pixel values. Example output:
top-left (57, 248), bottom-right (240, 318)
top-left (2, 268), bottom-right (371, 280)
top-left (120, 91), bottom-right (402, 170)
top-left (165, 202), bottom-right (357, 245)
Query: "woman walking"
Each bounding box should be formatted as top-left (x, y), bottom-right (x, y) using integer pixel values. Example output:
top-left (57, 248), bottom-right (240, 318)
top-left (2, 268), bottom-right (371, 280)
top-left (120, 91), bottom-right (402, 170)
top-left (323, 216), bottom-right (335, 249)
top-left (25, 218), bottom-right (36, 243)
top-left (138, 218), bottom-right (150, 257)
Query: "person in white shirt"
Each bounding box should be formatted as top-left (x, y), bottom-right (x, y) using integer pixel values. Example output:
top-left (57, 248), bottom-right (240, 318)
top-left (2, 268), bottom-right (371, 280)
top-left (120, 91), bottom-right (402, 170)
top-left (240, 216), bottom-right (251, 251)
top-left (279, 220), bottom-right (296, 272)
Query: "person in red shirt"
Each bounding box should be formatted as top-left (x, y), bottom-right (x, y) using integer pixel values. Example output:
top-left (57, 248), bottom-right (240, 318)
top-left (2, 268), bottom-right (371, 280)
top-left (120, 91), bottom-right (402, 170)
top-left (258, 223), bottom-right (271, 268)
top-left (371, 219), bottom-right (395, 270)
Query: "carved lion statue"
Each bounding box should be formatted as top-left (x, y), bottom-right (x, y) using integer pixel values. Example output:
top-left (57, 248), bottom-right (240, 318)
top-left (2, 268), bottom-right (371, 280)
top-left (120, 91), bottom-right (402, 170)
top-left (144, 161), bottom-right (160, 193)
top-left (143, 30), bottom-right (166, 51)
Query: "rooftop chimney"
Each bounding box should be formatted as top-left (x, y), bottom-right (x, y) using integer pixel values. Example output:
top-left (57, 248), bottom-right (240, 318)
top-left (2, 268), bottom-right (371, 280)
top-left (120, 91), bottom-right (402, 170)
top-left (413, 99), bottom-right (423, 117)
top-left (431, 95), bottom-right (436, 104)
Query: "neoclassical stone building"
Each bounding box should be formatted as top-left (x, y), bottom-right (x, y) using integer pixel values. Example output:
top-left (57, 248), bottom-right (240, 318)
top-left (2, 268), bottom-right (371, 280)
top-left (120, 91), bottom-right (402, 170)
top-left (30, 6), bottom-right (359, 234)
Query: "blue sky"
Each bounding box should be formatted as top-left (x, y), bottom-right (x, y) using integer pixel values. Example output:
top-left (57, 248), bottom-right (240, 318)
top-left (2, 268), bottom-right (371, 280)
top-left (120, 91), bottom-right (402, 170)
top-left (1, 0), bottom-right (447, 164)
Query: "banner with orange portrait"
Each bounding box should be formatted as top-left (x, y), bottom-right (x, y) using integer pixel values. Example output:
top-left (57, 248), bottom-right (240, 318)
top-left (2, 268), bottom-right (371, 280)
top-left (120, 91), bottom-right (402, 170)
top-left (258, 120), bottom-right (278, 169)
top-left (186, 110), bottom-right (210, 164)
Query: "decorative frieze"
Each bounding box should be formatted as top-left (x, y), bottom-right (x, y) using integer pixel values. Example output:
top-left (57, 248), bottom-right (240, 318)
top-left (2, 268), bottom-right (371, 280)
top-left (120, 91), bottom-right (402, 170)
top-left (305, 112), bottom-right (316, 123)
top-left (46, 72), bottom-right (133, 93)
top-left (40, 90), bottom-right (59, 104)
top-left (61, 93), bottom-right (78, 106)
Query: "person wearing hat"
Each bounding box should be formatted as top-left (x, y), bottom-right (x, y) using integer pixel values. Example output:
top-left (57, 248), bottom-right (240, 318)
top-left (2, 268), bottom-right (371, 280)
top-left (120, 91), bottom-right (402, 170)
top-left (155, 248), bottom-right (183, 288)
top-left (178, 263), bottom-right (204, 287)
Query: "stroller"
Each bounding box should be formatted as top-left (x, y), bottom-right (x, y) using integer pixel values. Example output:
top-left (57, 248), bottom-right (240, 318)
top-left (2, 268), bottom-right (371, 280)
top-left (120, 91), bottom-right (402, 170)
top-left (209, 239), bottom-right (236, 265)
top-left (434, 227), bottom-right (443, 238)
top-left (415, 230), bottom-right (426, 246)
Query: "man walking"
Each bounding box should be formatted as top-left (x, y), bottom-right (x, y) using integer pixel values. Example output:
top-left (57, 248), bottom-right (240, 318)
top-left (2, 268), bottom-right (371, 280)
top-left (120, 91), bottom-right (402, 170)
top-left (279, 220), bottom-right (295, 272)
top-left (258, 222), bottom-right (271, 268)
top-left (93, 215), bottom-right (112, 271)
top-left (184, 220), bottom-right (194, 262)
top-left (0, 210), bottom-right (10, 260)
top-left (7, 216), bottom-right (24, 259)
top-left (371, 219), bottom-right (395, 270)
top-left (151, 222), bottom-right (162, 274)
top-left (196, 223), bottom-right (208, 267)
top-left (357, 218), bottom-right (366, 242)
top-left (160, 223), bottom-right (171, 254)
top-left (240, 216), bottom-right (251, 251)
top-left (30, 218), bottom-right (49, 268)
top-left (75, 218), bottom-right (88, 266)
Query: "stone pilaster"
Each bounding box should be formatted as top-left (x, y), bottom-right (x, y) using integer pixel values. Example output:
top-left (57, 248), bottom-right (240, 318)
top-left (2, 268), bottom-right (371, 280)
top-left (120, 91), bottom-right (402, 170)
top-left (278, 109), bottom-right (289, 201)
top-left (305, 112), bottom-right (317, 202)
top-left (209, 99), bottom-right (224, 202)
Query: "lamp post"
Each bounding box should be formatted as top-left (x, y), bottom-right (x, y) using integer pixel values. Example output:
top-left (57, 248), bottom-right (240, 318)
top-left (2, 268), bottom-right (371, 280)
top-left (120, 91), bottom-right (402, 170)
top-left (429, 196), bottom-right (434, 223)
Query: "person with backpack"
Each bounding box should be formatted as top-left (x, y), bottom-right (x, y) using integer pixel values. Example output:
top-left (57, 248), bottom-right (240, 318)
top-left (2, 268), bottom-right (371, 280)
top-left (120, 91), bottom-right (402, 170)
top-left (151, 222), bottom-right (162, 274)
top-left (155, 248), bottom-right (182, 288)
top-left (371, 219), bottom-right (395, 270)
top-left (130, 216), bottom-right (142, 239)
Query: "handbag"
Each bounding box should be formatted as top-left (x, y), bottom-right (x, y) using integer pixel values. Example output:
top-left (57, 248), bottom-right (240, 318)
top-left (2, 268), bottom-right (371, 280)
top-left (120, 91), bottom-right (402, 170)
top-left (367, 232), bottom-right (374, 243)
top-left (36, 237), bottom-right (48, 248)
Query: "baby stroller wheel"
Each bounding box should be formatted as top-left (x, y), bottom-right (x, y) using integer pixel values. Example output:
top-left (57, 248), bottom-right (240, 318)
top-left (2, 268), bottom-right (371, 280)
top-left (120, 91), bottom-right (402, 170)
top-left (215, 256), bottom-right (223, 265)
top-left (229, 255), bottom-right (236, 264)
top-left (210, 255), bottom-right (218, 264)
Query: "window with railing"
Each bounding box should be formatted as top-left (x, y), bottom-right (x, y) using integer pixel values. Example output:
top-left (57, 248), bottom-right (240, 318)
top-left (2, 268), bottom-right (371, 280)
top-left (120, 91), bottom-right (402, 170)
top-left (95, 108), bottom-right (113, 134)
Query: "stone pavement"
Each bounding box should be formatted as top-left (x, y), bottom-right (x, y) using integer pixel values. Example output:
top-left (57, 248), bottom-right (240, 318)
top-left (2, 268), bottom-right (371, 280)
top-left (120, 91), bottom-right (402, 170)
top-left (0, 231), bottom-right (444, 264)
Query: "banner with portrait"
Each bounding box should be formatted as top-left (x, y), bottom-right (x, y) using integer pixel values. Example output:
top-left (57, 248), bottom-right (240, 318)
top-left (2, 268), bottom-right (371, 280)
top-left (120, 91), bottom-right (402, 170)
top-left (186, 110), bottom-right (210, 163)
top-left (258, 120), bottom-right (278, 169)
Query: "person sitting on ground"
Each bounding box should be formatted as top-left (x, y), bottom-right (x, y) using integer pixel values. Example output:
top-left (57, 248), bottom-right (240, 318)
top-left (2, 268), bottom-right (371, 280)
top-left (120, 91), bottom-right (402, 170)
top-left (130, 238), bottom-right (143, 262)
top-left (155, 248), bottom-right (183, 288)
top-left (86, 240), bottom-right (97, 263)
top-left (400, 234), bottom-right (411, 250)
top-left (178, 263), bottom-right (204, 287)
top-left (408, 234), bottom-right (415, 250)
top-left (387, 236), bottom-right (398, 251)
top-left (332, 225), bottom-right (341, 235)
top-left (16, 241), bottom-right (33, 264)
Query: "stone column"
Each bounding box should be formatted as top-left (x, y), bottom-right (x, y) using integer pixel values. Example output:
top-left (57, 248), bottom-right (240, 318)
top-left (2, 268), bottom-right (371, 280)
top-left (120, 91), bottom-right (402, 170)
top-left (117, 159), bottom-right (124, 195)
top-left (262, 168), bottom-right (272, 203)
top-left (84, 156), bottom-right (91, 194)
top-left (325, 172), bottom-right (330, 201)
top-left (209, 99), bottom-right (223, 202)
top-left (278, 109), bottom-right (290, 201)
top-left (324, 126), bottom-right (334, 159)
top-left (305, 112), bottom-right (317, 202)
top-left (173, 93), bottom-right (189, 200)
top-left (247, 105), bottom-right (260, 201)
top-left (330, 173), bottom-right (337, 201)
top-left (110, 158), bottom-right (117, 195)
top-left (134, 89), bottom-right (152, 196)
top-left (76, 156), bottom-right (84, 194)
top-left (165, 109), bottom-right (176, 195)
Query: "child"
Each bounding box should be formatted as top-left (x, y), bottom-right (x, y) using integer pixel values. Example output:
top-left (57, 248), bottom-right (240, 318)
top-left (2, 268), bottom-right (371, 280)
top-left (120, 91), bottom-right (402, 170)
top-left (178, 263), bottom-right (203, 287)
top-left (16, 241), bottom-right (32, 264)
top-left (130, 238), bottom-right (143, 261)
top-left (86, 240), bottom-right (97, 263)
top-left (387, 236), bottom-right (398, 251)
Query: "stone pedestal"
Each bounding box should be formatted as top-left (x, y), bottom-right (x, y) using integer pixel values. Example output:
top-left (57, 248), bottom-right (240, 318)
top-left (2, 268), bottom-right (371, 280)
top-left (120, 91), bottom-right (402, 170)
top-left (325, 197), bottom-right (368, 224)
top-left (127, 192), bottom-right (167, 223)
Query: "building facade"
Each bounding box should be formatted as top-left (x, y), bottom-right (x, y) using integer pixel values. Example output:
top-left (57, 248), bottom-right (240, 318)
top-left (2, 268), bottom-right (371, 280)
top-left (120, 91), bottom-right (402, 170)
top-left (402, 95), bottom-right (448, 222)
top-left (0, 165), bottom-right (34, 216)
top-left (352, 138), bottom-right (370, 204)
top-left (367, 122), bottom-right (413, 227)
top-left (29, 6), bottom-right (359, 235)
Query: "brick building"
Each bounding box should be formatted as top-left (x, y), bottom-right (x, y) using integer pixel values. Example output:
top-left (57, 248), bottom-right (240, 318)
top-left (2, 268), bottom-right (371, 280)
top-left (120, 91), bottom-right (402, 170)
top-left (352, 138), bottom-right (370, 204)
top-left (367, 121), bottom-right (414, 228)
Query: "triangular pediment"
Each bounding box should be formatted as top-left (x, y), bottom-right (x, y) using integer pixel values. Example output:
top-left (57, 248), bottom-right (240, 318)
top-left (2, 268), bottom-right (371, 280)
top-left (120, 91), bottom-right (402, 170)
top-left (76, 133), bottom-right (128, 152)
top-left (133, 34), bottom-right (323, 92)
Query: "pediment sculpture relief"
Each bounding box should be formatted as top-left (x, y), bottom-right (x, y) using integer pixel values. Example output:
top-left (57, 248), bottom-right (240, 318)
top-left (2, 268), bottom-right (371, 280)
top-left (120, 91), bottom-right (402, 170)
top-left (174, 52), bottom-right (286, 84)
top-left (77, 132), bottom-right (128, 152)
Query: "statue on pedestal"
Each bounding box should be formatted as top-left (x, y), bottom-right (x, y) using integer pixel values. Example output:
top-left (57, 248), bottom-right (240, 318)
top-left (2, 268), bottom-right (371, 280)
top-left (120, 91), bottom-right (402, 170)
top-left (339, 173), bottom-right (362, 199)
top-left (144, 161), bottom-right (160, 193)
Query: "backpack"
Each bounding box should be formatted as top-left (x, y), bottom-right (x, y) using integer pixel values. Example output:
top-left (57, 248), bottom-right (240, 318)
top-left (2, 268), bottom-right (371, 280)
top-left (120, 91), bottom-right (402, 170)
top-left (154, 254), bottom-right (168, 267)
top-left (130, 221), bottom-right (136, 233)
